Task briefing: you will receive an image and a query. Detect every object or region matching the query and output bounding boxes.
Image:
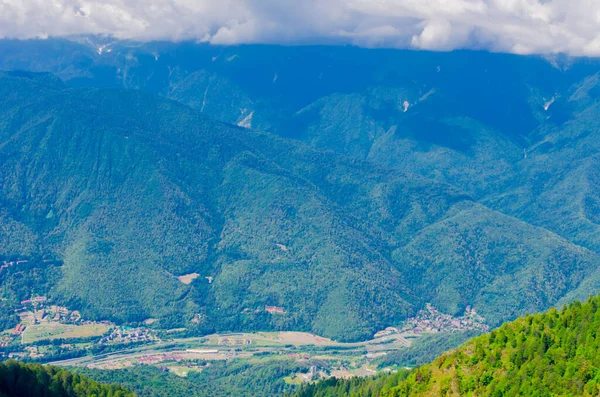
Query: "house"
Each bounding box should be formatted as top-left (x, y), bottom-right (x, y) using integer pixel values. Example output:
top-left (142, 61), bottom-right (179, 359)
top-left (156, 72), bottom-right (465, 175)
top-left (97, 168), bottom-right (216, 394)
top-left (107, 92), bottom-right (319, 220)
top-left (374, 329), bottom-right (393, 338)
top-left (265, 306), bottom-right (285, 314)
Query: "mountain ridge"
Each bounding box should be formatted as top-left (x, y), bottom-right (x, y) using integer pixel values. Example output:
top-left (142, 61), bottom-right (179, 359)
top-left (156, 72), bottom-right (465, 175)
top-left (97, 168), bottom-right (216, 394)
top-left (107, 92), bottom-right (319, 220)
top-left (3, 41), bottom-right (600, 341)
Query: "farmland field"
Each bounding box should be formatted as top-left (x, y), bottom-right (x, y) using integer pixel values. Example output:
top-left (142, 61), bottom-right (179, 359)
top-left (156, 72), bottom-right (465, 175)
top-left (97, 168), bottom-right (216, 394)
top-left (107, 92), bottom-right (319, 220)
top-left (22, 323), bottom-right (111, 344)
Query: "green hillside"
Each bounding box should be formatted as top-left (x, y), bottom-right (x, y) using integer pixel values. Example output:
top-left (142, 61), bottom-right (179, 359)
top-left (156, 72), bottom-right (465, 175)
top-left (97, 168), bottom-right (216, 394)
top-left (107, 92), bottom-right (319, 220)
top-left (295, 295), bottom-right (600, 396)
top-left (0, 360), bottom-right (134, 397)
top-left (1, 69), bottom-right (600, 341)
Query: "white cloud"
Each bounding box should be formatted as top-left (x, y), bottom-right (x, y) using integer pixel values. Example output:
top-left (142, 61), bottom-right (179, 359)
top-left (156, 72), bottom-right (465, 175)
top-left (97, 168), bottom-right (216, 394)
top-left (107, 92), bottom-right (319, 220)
top-left (1, 0), bottom-right (600, 55)
top-left (411, 20), bottom-right (458, 50)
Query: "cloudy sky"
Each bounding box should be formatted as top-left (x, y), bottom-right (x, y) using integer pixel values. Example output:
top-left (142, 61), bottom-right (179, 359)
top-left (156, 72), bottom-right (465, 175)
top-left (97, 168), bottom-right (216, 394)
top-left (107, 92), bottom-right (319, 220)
top-left (1, 0), bottom-right (600, 56)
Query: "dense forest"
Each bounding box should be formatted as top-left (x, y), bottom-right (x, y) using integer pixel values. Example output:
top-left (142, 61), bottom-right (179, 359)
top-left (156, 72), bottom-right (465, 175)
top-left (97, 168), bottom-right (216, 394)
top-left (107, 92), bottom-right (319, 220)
top-left (295, 295), bottom-right (600, 396)
top-left (4, 42), bottom-right (600, 342)
top-left (0, 360), bottom-right (134, 397)
top-left (3, 53), bottom-right (600, 341)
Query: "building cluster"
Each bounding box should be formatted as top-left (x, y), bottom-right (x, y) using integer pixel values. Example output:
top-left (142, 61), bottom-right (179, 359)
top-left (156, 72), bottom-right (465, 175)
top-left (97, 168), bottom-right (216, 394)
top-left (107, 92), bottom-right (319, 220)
top-left (99, 327), bottom-right (154, 345)
top-left (265, 306), bottom-right (285, 314)
top-left (11, 324), bottom-right (26, 336)
top-left (19, 295), bottom-right (47, 307)
top-left (0, 335), bottom-right (13, 347)
top-left (135, 351), bottom-right (204, 365)
top-left (400, 304), bottom-right (490, 334)
top-left (16, 303), bottom-right (83, 326)
top-left (0, 259), bottom-right (28, 271)
top-left (218, 336), bottom-right (251, 345)
top-left (1, 295), bottom-right (159, 360)
top-left (49, 306), bottom-right (80, 322)
top-left (24, 346), bottom-right (43, 358)
top-left (191, 313), bottom-right (203, 324)
top-left (137, 354), bottom-right (172, 365)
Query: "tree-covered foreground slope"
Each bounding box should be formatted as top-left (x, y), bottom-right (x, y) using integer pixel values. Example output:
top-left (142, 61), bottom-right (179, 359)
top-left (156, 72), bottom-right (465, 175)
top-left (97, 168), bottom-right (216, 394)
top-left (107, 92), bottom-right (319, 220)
top-left (1, 69), bottom-right (600, 341)
top-left (295, 295), bottom-right (600, 397)
top-left (0, 360), bottom-right (134, 397)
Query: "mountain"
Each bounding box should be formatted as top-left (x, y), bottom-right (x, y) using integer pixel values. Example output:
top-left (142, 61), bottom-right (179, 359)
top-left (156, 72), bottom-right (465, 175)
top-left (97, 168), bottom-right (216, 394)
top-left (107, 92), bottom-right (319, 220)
top-left (1, 69), bottom-right (597, 341)
top-left (3, 40), bottom-right (600, 342)
top-left (4, 40), bottom-right (600, 214)
top-left (0, 70), bottom-right (454, 340)
top-left (294, 294), bottom-right (600, 396)
top-left (0, 359), bottom-right (134, 397)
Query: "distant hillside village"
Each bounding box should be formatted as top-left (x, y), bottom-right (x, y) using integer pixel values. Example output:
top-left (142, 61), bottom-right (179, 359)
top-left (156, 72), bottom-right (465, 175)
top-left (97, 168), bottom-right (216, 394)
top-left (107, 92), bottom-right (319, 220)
top-left (375, 304), bottom-right (489, 338)
top-left (1, 292), bottom-right (159, 360)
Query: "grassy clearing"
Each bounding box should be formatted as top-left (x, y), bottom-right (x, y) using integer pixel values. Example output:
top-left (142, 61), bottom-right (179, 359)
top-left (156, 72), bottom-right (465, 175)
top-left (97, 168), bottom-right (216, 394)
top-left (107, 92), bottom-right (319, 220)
top-left (284, 375), bottom-right (305, 385)
top-left (168, 365), bottom-right (205, 377)
top-left (22, 323), bottom-right (110, 344)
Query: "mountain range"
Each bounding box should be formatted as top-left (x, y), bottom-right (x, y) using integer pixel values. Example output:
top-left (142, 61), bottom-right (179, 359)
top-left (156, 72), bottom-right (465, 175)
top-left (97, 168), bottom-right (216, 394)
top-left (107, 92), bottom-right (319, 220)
top-left (2, 38), bottom-right (600, 341)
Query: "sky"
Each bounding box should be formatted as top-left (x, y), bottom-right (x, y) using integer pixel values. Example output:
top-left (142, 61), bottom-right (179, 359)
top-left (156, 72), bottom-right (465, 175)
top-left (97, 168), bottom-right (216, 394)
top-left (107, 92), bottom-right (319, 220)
top-left (1, 0), bottom-right (600, 56)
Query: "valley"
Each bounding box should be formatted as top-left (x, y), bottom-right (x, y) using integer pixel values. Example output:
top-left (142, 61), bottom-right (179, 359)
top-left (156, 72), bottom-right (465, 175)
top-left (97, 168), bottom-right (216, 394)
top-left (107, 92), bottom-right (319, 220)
top-left (0, 272), bottom-right (483, 392)
top-left (1, 0), bottom-right (600, 393)
top-left (46, 327), bottom-right (469, 388)
top-left (1, 288), bottom-right (479, 371)
top-left (2, 37), bottom-right (600, 395)
top-left (50, 330), bottom-right (400, 377)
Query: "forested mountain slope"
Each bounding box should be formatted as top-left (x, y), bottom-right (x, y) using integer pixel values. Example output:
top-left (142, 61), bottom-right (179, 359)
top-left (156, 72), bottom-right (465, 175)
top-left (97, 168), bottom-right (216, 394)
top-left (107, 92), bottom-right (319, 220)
top-left (4, 39), bottom-right (600, 249)
top-left (294, 295), bottom-right (600, 396)
top-left (0, 360), bottom-right (134, 397)
top-left (1, 70), bottom-right (597, 341)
